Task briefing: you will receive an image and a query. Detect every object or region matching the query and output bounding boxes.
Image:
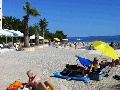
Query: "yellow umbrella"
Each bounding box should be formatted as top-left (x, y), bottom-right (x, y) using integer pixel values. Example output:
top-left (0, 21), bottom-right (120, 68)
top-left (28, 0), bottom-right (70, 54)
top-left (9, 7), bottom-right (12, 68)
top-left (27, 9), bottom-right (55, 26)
top-left (43, 39), bottom-right (49, 43)
top-left (92, 41), bottom-right (119, 60)
top-left (54, 38), bottom-right (60, 41)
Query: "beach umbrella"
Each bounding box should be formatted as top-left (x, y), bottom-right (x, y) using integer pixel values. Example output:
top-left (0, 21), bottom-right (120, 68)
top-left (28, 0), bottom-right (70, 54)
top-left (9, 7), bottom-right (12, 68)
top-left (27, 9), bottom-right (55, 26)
top-left (14, 30), bottom-right (24, 37)
top-left (0, 29), bottom-right (14, 43)
top-left (30, 34), bottom-right (44, 39)
top-left (5, 29), bottom-right (24, 37)
top-left (54, 38), bottom-right (60, 41)
top-left (92, 41), bottom-right (119, 60)
top-left (30, 34), bottom-right (35, 39)
top-left (39, 36), bottom-right (44, 39)
top-left (43, 39), bottom-right (49, 43)
top-left (0, 29), bottom-right (13, 36)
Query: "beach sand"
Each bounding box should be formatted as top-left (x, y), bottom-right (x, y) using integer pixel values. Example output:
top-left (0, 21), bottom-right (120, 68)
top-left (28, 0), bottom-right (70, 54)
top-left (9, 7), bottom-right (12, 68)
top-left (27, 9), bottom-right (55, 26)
top-left (0, 46), bottom-right (120, 90)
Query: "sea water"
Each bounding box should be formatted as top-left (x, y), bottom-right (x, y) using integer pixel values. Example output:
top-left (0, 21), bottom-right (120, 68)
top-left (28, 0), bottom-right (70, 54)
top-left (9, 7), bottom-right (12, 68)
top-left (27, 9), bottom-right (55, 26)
top-left (67, 35), bottom-right (120, 43)
top-left (67, 35), bottom-right (120, 49)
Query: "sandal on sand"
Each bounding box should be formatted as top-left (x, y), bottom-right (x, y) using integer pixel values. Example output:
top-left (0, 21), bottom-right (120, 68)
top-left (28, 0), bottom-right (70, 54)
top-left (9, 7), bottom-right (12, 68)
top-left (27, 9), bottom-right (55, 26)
top-left (104, 74), bottom-right (109, 77)
top-left (66, 78), bottom-right (72, 81)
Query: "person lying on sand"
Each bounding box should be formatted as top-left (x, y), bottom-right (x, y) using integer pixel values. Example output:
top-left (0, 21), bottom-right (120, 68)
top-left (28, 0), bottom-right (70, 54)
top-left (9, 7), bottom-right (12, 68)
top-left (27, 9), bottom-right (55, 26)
top-left (26, 70), bottom-right (55, 90)
top-left (60, 64), bottom-right (88, 77)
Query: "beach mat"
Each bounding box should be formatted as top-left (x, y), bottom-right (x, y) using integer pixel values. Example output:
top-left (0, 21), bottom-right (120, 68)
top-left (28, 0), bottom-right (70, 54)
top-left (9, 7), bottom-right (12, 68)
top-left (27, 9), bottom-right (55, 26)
top-left (53, 71), bottom-right (90, 82)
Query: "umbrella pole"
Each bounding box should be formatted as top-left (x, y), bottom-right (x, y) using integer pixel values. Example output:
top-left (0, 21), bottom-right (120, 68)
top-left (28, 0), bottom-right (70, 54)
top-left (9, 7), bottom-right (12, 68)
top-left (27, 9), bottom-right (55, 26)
top-left (99, 54), bottom-right (102, 59)
top-left (12, 37), bottom-right (13, 44)
top-left (6, 36), bottom-right (7, 44)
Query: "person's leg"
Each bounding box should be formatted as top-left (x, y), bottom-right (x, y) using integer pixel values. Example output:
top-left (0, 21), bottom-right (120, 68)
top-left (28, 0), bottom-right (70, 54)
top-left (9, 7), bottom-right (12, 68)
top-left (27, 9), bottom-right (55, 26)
top-left (44, 81), bottom-right (55, 90)
top-left (101, 60), bottom-right (108, 64)
top-left (36, 82), bottom-right (48, 90)
top-left (97, 68), bottom-right (101, 73)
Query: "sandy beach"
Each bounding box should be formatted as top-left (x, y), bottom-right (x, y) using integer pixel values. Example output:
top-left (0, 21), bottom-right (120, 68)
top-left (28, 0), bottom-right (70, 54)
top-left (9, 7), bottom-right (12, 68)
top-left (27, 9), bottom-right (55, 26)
top-left (0, 46), bottom-right (120, 90)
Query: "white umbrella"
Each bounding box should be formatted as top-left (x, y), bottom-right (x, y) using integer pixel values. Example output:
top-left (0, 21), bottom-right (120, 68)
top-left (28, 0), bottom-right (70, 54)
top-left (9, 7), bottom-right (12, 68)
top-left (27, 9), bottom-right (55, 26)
top-left (5, 29), bottom-right (24, 37)
top-left (30, 34), bottom-right (44, 39)
top-left (39, 36), bottom-right (44, 39)
top-left (15, 31), bottom-right (24, 37)
top-left (0, 29), bottom-right (14, 43)
top-left (4, 29), bottom-right (24, 43)
top-left (0, 29), bottom-right (13, 37)
top-left (30, 34), bottom-right (35, 39)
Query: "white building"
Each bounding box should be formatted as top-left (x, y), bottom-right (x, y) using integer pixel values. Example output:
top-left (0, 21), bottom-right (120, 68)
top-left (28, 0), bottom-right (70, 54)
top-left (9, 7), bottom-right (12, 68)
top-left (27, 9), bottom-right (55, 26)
top-left (0, 0), bottom-right (2, 29)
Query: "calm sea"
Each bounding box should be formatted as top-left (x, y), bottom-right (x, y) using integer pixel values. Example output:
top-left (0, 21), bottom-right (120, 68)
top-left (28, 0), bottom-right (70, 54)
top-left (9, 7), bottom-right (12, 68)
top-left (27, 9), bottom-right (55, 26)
top-left (67, 35), bottom-right (120, 49)
top-left (67, 35), bottom-right (120, 43)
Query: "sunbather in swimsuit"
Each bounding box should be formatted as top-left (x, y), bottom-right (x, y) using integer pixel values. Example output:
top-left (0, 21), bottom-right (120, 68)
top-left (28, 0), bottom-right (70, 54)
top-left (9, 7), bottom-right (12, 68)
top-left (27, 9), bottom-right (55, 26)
top-left (89, 58), bottom-right (101, 73)
top-left (60, 64), bottom-right (88, 77)
top-left (112, 57), bottom-right (120, 66)
top-left (26, 70), bottom-right (55, 90)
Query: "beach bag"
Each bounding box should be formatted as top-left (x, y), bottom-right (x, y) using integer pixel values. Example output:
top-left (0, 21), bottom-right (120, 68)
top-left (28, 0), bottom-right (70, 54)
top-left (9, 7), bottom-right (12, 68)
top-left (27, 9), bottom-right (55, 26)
top-left (113, 75), bottom-right (120, 80)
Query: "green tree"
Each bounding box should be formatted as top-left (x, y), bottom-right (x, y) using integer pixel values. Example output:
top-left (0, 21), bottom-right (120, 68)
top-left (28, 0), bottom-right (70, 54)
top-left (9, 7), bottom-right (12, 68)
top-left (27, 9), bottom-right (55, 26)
top-left (23, 1), bottom-right (40, 47)
top-left (54, 30), bottom-right (67, 41)
top-left (2, 16), bottom-right (23, 30)
top-left (34, 23), bottom-right (39, 45)
top-left (28, 25), bottom-right (35, 36)
top-left (38, 18), bottom-right (48, 39)
top-left (44, 30), bottom-right (54, 39)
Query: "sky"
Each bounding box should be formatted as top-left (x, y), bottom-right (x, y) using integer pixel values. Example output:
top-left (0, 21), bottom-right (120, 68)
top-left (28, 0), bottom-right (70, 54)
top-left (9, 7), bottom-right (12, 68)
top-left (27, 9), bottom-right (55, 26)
top-left (2, 0), bottom-right (120, 37)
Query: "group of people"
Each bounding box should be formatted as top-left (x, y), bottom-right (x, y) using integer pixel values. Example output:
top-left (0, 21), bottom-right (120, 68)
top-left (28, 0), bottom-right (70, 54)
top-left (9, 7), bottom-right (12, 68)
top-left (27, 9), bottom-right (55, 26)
top-left (23, 56), bottom-right (120, 90)
top-left (60, 64), bottom-right (88, 77)
top-left (14, 40), bottom-right (24, 50)
top-left (60, 57), bottom-right (120, 77)
top-left (88, 42), bottom-right (116, 50)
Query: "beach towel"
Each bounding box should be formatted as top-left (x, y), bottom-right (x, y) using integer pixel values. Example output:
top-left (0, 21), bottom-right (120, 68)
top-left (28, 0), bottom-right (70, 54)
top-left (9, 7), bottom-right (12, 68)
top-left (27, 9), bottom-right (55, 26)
top-left (6, 81), bottom-right (23, 90)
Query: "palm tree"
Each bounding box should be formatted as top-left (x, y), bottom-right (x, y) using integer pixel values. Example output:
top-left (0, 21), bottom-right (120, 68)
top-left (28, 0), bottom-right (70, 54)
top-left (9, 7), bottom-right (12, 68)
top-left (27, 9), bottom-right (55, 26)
top-left (34, 23), bottom-right (39, 45)
top-left (2, 16), bottom-right (23, 30)
top-left (23, 1), bottom-right (40, 47)
top-left (38, 18), bottom-right (48, 40)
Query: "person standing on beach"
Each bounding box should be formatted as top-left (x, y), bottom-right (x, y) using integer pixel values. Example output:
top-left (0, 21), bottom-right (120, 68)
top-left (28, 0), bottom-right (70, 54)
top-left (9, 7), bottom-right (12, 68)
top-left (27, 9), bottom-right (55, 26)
top-left (74, 42), bottom-right (77, 49)
top-left (109, 42), bottom-right (115, 49)
top-left (48, 39), bottom-right (52, 46)
top-left (88, 44), bottom-right (92, 50)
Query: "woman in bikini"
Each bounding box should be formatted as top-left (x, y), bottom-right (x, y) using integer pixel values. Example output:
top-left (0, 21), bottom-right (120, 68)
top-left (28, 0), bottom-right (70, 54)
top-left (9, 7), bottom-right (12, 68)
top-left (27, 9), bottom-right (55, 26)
top-left (26, 70), bottom-right (55, 90)
top-left (89, 58), bottom-right (101, 73)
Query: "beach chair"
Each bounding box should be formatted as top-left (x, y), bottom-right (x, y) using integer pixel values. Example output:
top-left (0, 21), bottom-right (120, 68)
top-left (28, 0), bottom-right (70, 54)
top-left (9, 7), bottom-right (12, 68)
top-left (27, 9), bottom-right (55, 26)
top-left (2, 42), bottom-right (8, 48)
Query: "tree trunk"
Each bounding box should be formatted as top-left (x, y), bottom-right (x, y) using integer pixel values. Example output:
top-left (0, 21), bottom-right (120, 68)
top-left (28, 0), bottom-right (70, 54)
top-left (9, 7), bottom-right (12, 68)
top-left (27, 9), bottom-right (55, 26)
top-left (23, 15), bottom-right (30, 47)
top-left (42, 28), bottom-right (45, 44)
top-left (35, 29), bottom-right (39, 45)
